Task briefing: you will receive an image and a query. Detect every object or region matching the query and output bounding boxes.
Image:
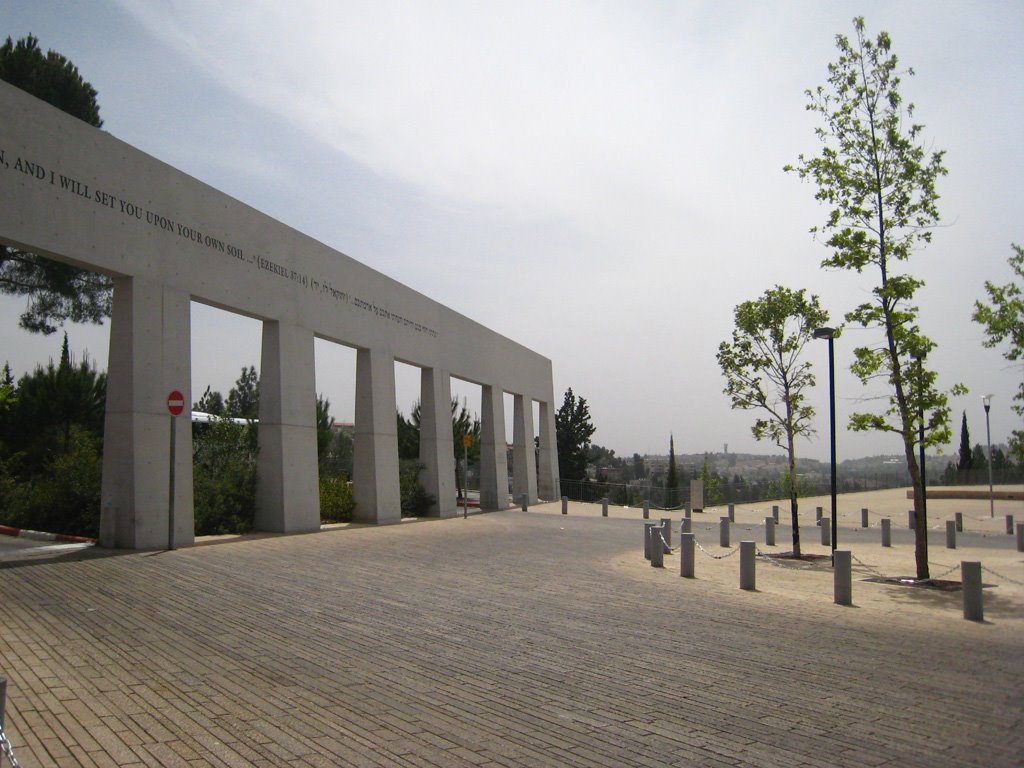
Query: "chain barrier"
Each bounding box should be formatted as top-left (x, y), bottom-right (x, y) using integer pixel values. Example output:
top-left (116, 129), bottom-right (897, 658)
top-left (0, 722), bottom-right (21, 768)
top-left (692, 536), bottom-right (740, 560)
top-left (982, 564), bottom-right (1024, 587)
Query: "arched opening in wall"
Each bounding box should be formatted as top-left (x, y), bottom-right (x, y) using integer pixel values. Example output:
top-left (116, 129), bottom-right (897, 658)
top-left (450, 377), bottom-right (483, 507)
top-left (189, 302), bottom-right (262, 538)
top-left (0, 261), bottom-right (112, 541)
top-left (394, 359), bottom-right (429, 518)
top-left (313, 338), bottom-right (357, 525)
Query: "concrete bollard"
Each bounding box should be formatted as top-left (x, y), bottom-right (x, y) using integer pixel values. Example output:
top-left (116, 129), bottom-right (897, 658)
top-left (834, 550), bottom-right (852, 606)
top-left (728, 503), bottom-right (735, 522)
top-left (739, 541), bottom-right (756, 590)
top-left (651, 528), bottom-right (664, 568)
top-left (908, 509), bottom-right (916, 530)
top-left (661, 518), bottom-right (672, 548)
top-left (815, 506), bottom-right (823, 523)
top-left (561, 496), bottom-right (568, 515)
top-left (680, 532), bottom-right (695, 578)
top-left (772, 505), bottom-right (779, 523)
top-left (1, 673), bottom-right (6, 729)
top-left (601, 497), bottom-right (609, 517)
top-left (1017, 523), bottom-right (1024, 553)
top-left (820, 517), bottom-right (831, 546)
top-left (644, 522), bottom-right (655, 560)
top-left (962, 561), bottom-right (984, 621)
top-left (955, 511), bottom-right (963, 533)
top-left (881, 518), bottom-right (892, 547)
top-left (680, 517), bottom-right (691, 535)
top-left (765, 516), bottom-right (775, 546)
top-left (1006, 515), bottom-right (1014, 535)
top-left (643, 499), bottom-right (650, 519)
top-left (719, 516), bottom-right (731, 548)
top-left (684, 501), bottom-right (692, 519)
top-left (861, 508), bottom-right (869, 528)
top-left (946, 520), bottom-right (956, 549)
top-left (521, 493), bottom-right (528, 512)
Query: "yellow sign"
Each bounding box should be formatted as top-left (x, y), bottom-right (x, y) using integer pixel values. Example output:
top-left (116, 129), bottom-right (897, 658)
top-left (463, 434), bottom-right (473, 448)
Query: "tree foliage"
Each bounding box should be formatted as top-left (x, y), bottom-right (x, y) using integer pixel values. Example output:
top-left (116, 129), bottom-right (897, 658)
top-left (665, 434), bottom-right (679, 500)
top-left (785, 17), bottom-right (963, 578)
top-left (717, 286), bottom-right (827, 555)
top-left (957, 412), bottom-right (973, 472)
top-left (0, 35), bottom-right (112, 334)
top-left (973, 243), bottom-right (1024, 463)
top-left (555, 388), bottom-right (596, 481)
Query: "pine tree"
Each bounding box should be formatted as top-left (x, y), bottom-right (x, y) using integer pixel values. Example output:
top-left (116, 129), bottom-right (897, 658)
top-left (957, 412), bottom-right (973, 473)
top-left (665, 434), bottom-right (679, 506)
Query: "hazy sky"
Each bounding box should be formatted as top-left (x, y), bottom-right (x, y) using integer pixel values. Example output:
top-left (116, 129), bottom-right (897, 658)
top-left (2, 1), bottom-right (1022, 462)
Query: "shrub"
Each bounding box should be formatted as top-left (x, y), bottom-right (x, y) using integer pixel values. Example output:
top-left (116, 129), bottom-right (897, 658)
top-left (320, 473), bottom-right (355, 523)
top-left (192, 418), bottom-right (257, 535)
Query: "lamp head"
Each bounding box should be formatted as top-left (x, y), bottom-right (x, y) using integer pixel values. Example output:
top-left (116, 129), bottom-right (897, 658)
top-left (813, 327), bottom-right (835, 340)
top-left (982, 393), bottom-right (994, 410)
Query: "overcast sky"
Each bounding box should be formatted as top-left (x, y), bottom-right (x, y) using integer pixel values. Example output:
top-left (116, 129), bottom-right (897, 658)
top-left (2, 1), bottom-right (1022, 462)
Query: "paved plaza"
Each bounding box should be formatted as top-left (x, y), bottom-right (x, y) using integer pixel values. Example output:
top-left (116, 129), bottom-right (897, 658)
top-left (1, 488), bottom-right (1023, 767)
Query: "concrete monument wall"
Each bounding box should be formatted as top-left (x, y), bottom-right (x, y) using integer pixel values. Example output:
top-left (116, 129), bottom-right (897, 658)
top-left (0, 82), bottom-right (560, 549)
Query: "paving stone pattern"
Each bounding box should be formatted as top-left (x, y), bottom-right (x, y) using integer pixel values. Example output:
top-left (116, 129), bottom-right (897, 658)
top-left (1, 511), bottom-right (1022, 767)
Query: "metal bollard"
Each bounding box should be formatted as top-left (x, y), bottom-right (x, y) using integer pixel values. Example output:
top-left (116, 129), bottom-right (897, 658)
top-left (962, 561), bottom-right (984, 621)
top-left (728, 503), bottom-right (735, 522)
top-left (719, 516), bottom-right (731, 548)
top-left (955, 511), bottom-right (963, 532)
top-left (772, 504), bottom-right (779, 523)
top-left (1017, 523), bottom-right (1024, 553)
top-left (861, 508), bottom-right (869, 528)
top-left (680, 532), bottom-right (695, 578)
top-left (820, 517), bottom-right (831, 546)
top-left (815, 506), bottom-right (823, 523)
top-left (946, 520), bottom-right (956, 549)
top-left (908, 509), bottom-right (916, 530)
top-left (881, 518), bottom-right (892, 548)
top-left (643, 499), bottom-right (650, 519)
top-left (650, 528), bottom-right (664, 567)
top-left (521, 493), bottom-right (528, 512)
top-left (765, 516), bottom-right (775, 546)
top-left (739, 541), bottom-right (756, 590)
top-left (561, 496), bottom-right (568, 515)
top-left (834, 550), bottom-right (852, 606)
top-left (601, 497), bottom-right (609, 517)
top-left (644, 522), bottom-right (655, 560)
top-left (661, 518), bottom-right (672, 548)
top-left (1006, 515), bottom-right (1014, 535)
top-left (680, 517), bottom-right (691, 535)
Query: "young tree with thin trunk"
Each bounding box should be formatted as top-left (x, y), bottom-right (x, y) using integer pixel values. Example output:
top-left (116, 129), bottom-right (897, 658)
top-left (785, 17), bottom-right (964, 579)
top-left (717, 286), bottom-right (828, 557)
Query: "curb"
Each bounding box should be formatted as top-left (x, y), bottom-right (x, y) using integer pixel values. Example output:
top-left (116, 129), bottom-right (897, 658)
top-left (0, 524), bottom-right (96, 544)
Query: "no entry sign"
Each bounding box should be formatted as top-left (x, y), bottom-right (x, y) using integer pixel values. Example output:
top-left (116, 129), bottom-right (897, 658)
top-left (166, 390), bottom-right (185, 416)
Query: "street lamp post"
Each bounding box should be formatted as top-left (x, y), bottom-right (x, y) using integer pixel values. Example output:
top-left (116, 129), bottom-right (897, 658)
top-left (982, 394), bottom-right (994, 518)
top-left (813, 327), bottom-right (837, 561)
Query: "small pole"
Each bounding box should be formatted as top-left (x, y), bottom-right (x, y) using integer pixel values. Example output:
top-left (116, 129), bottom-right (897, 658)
top-left (684, 500), bottom-right (692, 520)
top-left (168, 414), bottom-right (176, 551)
top-left (661, 518), bottom-right (672, 548)
top-left (962, 561), bottom-right (984, 622)
top-left (955, 511), bottom-right (963, 533)
top-left (834, 550), bottom-right (852, 606)
top-left (680, 532), bottom-right (695, 578)
top-left (680, 517), bottom-right (691, 535)
top-left (561, 496), bottom-right (567, 515)
top-left (644, 522), bottom-right (655, 560)
top-left (601, 497), bottom-right (609, 517)
top-left (650, 529), bottom-right (664, 568)
top-left (0, 673), bottom-right (6, 728)
top-left (727, 503), bottom-right (735, 522)
top-left (908, 509), bottom-right (916, 530)
top-left (1016, 522), bottom-right (1023, 553)
top-left (815, 506), bottom-right (823, 523)
top-left (820, 517), bottom-right (831, 547)
top-left (1006, 515), bottom-right (1014, 535)
top-left (520, 493), bottom-right (528, 512)
top-left (860, 508), bottom-right (869, 528)
top-left (739, 541), bottom-right (755, 590)
top-left (881, 518), bottom-right (892, 548)
top-left (946, 520), bottom-right (956, 549)
top-left (719, 516), bottom-right (730, 548)
top-left (642, 499), bottom-right (650, 519)
top-left (764, 516), bottom-right (775, 546)
top-left (771, 504), bottom-right (779, 523)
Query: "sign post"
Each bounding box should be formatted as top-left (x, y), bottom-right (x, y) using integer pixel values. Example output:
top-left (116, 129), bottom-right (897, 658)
top-left (166, 390), bottom-right (185, 550)
top-left (462, 433), bottom-right (472, 519)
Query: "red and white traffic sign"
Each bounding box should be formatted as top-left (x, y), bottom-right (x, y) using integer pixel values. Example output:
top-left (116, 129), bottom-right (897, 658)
top-left (167, 390), bottom-right (185, 416)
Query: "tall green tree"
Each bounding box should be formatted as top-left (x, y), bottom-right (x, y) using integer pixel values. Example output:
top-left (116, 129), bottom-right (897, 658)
top-left (957, 412), bottom-right (973, 474)
top-left (717, 286), bottom-right (828, 556)
top-left (225, 365), bottom-right (260, 419)
top-left (785, 17), bottom-right (963, 579)
top-left (555, 388), bottom-right (596, 481)
top-left (973, 243), bottom-right (1024, 464)
top-left (665, 434), bottom-right (679, 505)
top-left (0, 35), bottom-right (112, 334)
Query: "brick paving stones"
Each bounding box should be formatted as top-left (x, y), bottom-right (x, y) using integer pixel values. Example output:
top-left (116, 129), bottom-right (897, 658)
top-left (1, 500), bottom-right (1022, 767)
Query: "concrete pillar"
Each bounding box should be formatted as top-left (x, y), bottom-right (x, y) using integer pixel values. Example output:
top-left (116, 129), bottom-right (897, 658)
top-left (537, 399), bottom-right (559, 501)
top-left (955, 511), bottom-right (964, 532)
top-left (661, 518), bottom-right (672, 548)
top-left (680, 532), bottom-right (695, 578)
top-left (479, 384), bottom-right (509, 511)
top-left (353, 347), bottom-right (401, 524)
top-left (680, 517), bottom-right (691, 534)
top-left (602, 497), bottom-right (609, 517)
top-left (1016, 522), bottom-right (1024, 552)
top-left (643, 500), bottom-right (650, 519)
top-left (101, 277), bottom-right (194, 550)
top-left (511, 394), bottom-right (538, 505)
top-left (644, 522), bottom-right (656, 560)
top-left (739, 541), bottom-right (755, 590)
top-left (962, 561), bottom-right (983, 621)
top-left (908, 509), bottom-right (916, 530)
top-left (820, 517), bottom-right (831, 546)
top-left (815, 506), bottom-right (823, 523)
top-left (1006, 515), bottom-right (1015, 535)
top-left (772, 505), bottom-right (779, 523)
top-left (520, 494), bottom-right (528, 511)
top-left (255, 321), bottom-right (319, 533)
top-left (651, 528), bottom-right (664, 568)
top-left (946, 520), bottom-right (957, 549)
top-left (881, 518), bottom-right (892, 547)
top-left (834, 550), bottom-right (852, 606)
top-left (561, 496), bottom-right (568, 515)
top-left (684, 500), bottom-right (692, 519)
top-left (861, 508), bottom-right (869, 528)
top-left (719, 516), bottom-right (730, 548)
top-left (727, 503), bottom-right (735, 522)
top-left (418, 367), bottom-right (456, 517)
top-left (765, 517), bottom-right (775, 546)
